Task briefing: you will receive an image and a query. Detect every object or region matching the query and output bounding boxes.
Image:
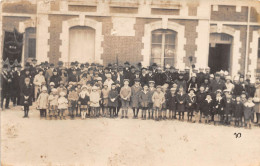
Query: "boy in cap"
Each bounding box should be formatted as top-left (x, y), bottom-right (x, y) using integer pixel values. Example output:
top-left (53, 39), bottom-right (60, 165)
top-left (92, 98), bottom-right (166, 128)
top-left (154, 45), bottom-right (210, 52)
top-left (196, 86), bottom-right (206, 123)
top-left (223, 94), bottom-right (233, 125)
top-left (201, 93), bottom-right (213, 124)
top-left (139, 84), bottom-right (149, 119)
top-left (147, 80), bottom-right (156, 119)
top-left (243, 97), bottom-right (255, 129)
top-left (12, 64), bottom-right (22, 106)
top-left (120, 79), bottom-right (131, 118)
top-left (131, 78), bottom-right (142, 119)
top-left (233, 96), bottom-right (244, 127)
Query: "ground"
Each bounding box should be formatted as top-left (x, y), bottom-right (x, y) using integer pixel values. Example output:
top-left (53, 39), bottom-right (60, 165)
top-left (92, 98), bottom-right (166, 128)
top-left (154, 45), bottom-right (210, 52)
top-left (1, 104), bottom-right (260, 166)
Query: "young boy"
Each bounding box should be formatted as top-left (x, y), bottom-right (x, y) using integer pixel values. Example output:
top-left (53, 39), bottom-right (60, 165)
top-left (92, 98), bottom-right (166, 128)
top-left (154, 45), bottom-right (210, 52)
top-left (89, 86), bottom-right (101, 118)
top-left (167, 87), bottom-right (177, 119)
top-left (201, 94), bottom-right (213, 124)
top-left (152, 85), bottom-right (165, 121)
top-left (101, 83), bottom-right (110, 117)
top-left (212, 90), bottom-right (224, 125)
top-left (131, 78), bottom-right (142, 119)
top-left (186, 89), bottom-right (196, 122)
top-left (78, 85), bottom-right (90, 120)
top-left (120, 79), bottom-right (131, 119)
top-left (233, 96), bottom-right (244, 127)
top-left (147, 80), bottom-right (155, 119)
top-left (21, 78), bottom-right (33, 118)
top-left (196, 86), bottom-right (206, 123)
top-left (176, 86), bottom-right (186, 121)
top-left (139, 84), bottom-right (149, 120)
top-left (37, 86), bottom-right (49, 119)
top-left (243, 97), bottom-right (255, 129)
top-left (68, 86), bottom-right (79, 119)
top-left (48, 88), bottom-right (59, 120)
top-left (58, 91), bottom-right (68, 120)
top-left (108, 83), bottom-right (118, 118)
top-left (223, 94), bottom-right (233, 125)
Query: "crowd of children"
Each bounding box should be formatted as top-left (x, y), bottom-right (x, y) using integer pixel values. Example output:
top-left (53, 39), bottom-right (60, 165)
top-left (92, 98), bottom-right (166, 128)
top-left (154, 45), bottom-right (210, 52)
top-left (1, 59), bottom-right (260, 129)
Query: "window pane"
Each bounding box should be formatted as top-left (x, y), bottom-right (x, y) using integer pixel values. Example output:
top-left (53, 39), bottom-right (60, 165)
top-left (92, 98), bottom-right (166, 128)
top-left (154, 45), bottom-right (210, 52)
top-left (151, 44), bottom-right (162, 59)
top-left (165, 33), bottom-right (176, 44)
top-left (28, 38), bottom-right (36, 58)
top-left (151, 58), bottom-right (161, 66)
top-left (164, 45), bottom-right (175, 58)
top-left (152, 33), bottom-right (162, 44)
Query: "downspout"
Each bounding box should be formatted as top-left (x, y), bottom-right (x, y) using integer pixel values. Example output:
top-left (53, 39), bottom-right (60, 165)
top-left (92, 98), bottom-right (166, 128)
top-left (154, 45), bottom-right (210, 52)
top-left (244, 5), bottom-right (251, 76)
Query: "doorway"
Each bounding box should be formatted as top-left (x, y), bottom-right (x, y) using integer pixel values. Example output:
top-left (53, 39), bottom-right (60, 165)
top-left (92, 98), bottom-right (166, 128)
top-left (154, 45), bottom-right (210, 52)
top-left (208, 33), bottom-right (233, 74)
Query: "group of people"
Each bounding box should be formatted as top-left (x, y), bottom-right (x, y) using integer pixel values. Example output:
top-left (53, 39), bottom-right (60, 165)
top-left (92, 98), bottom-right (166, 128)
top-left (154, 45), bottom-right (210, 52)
top-left (1, 59), bottom-right (260, 129)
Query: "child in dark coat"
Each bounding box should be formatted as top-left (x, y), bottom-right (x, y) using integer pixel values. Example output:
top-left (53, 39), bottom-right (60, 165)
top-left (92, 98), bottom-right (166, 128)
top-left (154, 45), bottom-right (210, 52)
top-left (139, 85), bottom-right (149, 120)
top-left (147, 81), bottom-right (156, 119)
top-left (243, 97), bottom-right (255, 129)
top-left (176, 86), bottom-right (186, 120)
top-left (167, 87), bottom-right (177, 119)
top-left (108, 83), bottom-right (119, 118)
top-left (212, 90), bottom-right (224, 125)
top-left (186, 89), bottom-right (197, 122)
top-left (196, 86), bottom-right (206, 123)
top-left (201, 94), bottom-right (213, 124)
top-left (223, 94), bottom-right (233, 125)
top-left (20, 78), bottom-right (33, 118)
top-left (233, 96), bottom-right (244, 127)
top-left (78, 85), bottom-right (90, 119)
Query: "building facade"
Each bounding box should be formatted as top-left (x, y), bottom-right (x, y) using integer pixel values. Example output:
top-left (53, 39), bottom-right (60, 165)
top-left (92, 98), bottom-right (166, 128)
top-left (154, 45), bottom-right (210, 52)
top-left (1, 0), bottom-right (260, 78)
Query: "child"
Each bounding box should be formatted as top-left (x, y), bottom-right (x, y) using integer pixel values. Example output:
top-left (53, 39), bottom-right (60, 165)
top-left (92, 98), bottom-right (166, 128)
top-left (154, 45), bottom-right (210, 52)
top-left (21, 78), bottom-right (33, 118)
top-left (152, 85), bottom-right (165, 121)
top-left (196, 86), bottom-right (206, 123)
top-left (233, 96), bottom-right (244, 127)
top-left (147, 80), bottom-right (155, 119)
top-left (131, 78), bottom-right (142, 119)
top-left (115, 81), bottom-right (122, 117)
top-left (37, 86), bottom-right (49, 119)
top-left (33, 69), bottom-right (46, 100)
top-left (167, 87), bottom-right (177, 119)
top-left (89, 86), bottom-right (101, 117)
top-left (68, 86), bottom-right (79, 119)
top-left (78, 85), bottom-right (90, 120)
top-left (176, 86), bottom-right (186, 121)
top-left (223, 94), bottom-right (233, 125)
top-left (161, 84), bottom-right (169, 120)
top-left (48, 82), bottom-right (55, 94)
top-left (101, 83), bottom-right (110, 117)
top-left (186, 89), bottom-right (196, 122)
top-left (108, 83), bottom-right (118, 118)
top-left (139, 84), bottom-right (149, 120)
top-left (120, 79), bottom-right (131, 119)
top-left (58, 91), bottom-right (68, 120)
top-left (243, 97), bottom-right (255, 129)
top-left (76, 83), bottom-right (82, 117)
top-left (48, 88), bottom-right (59, 120)
top-left (201, 94), bottom-right (213, 124)
top-left (212, 90), bottom-right (224, 125)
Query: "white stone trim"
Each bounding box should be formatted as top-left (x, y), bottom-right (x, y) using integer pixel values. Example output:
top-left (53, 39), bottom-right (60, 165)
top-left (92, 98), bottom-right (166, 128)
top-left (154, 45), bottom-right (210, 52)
top-left (210, 25), bottom-right (241, 77)
top-left (195, 20), bottom-right (210, 68)
top-left (59, 17), bottom-right (104, 65)
top-left (248, 30), bottom-right (260, 79)
top-left (141, 20), bottom-right (186, 68)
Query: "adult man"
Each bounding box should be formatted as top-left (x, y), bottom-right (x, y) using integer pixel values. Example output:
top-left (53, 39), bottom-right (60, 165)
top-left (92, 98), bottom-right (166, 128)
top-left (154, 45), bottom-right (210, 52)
top-left (210, 73), bottom-right (226, 93)
top-left (45, 63), bottom-right (55, 85)
top-left (1, 64), bottom-right (12, 109)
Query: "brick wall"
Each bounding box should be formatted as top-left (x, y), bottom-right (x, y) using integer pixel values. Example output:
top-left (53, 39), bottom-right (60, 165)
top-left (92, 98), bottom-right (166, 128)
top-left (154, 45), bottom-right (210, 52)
top-left (211, 5), bottom-right (248, 22)
top-left (2, 0), bottom-right (37, 14)
top-left (48, 15), bottom-right (77, 64)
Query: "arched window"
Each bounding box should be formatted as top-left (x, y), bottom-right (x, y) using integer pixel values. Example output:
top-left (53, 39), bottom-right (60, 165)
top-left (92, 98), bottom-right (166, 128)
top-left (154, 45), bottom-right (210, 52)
top-left (151, 29), bottom-right (177, 66)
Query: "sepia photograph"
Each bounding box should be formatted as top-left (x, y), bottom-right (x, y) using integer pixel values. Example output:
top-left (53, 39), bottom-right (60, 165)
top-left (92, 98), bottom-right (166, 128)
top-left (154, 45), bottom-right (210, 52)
top-left (1, 0), bottom-right (260, 165)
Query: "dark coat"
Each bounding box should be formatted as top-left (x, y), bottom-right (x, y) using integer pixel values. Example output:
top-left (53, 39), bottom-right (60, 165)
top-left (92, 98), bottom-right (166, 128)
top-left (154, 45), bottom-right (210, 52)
top-left (68, 74), bottom-right (78, 83)
top-left (201, 99), bottom-right (213, 116)
top-left (185, 94), bottom-right (197, 112)
top-left (175, 79), bottom-right (187, 91)
top-left (140, 74), bottom-right (148, 87)
top-left (196, 92), bottom-right (206, 110)
top-left (139, 90), bottom-right (149, 108)
top-left (212, 97), bottom-right (224, 115)
top-left (166, 92), bottom-right (177, 111)
top-left (245, 85), bottom-right (256, 98)
top-left (210, 79), bottom-right (226, 93)
top-left (233, 83), bottom-right (244, 96)
top-left (50, 75), bottom-right (61, 88)
top-left (11, 71), bottom-right (22, 97)
top-left (233, 102), bottom-right (244, 118)
top-left (223, 99), bottom-right (233, 115)
top-left (154, 73), bottom-right (166, 86)
top-left (20, 84), bottom-right (33, 106)
top-left (1, 71), bottom-right (12, 95)
top-left (146, 73), bottom-right (155, 83)
top-left (108, 89), bottom-right (118, 107)
top-left (176, 92), bottom-right (186, 112)
top-left (79, 94), bottom-right (90, 105)
top-left (196, 72), bottom-right (205, 87)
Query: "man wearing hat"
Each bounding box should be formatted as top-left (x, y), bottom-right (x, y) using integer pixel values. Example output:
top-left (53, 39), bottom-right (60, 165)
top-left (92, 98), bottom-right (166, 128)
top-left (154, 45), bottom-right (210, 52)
top-left (131, 78), bottom-right (142, 118)
top-left (164, 64), bottom-right (172, 85)
top-left (184, 66), bottom-right (190, 82)
top-left (50, 69), bottom-right (61, 88)
top-left (123, 61), bottom-right (130, 79)
top-left (116, 66), bottom-right (125, 86)
top-left (154, 67), bottom-right (166, 86)
top-left (147, 67), bottom-right (155, 83)
top-left (129, 66), bottom-right (136, 86)
top-left (1, 64), bottom-right (12, 109)
top-left (196, 67), bottom-right (205, 88)
top-left (12, 64), bottom-right (22, 106)
top-left (140, 67), bottom-right (148, 87)
top-left (171, 67), bottom-right (179, 83)
top-left (151, 63), bottom-right (157, 74)
top-left (68, 68), bottom-right (79, 84)
top-left (210, 73), bottom-right (226, 93)
top-left (45, 63), bottom-right (55, 85)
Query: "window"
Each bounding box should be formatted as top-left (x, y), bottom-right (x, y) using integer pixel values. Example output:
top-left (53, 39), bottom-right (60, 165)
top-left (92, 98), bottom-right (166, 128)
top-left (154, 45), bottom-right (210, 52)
top-left (151, 29), bottom-right (177, 66)
top-left (24, 27), bottom-right (36, 63)
top-left (258, 38), bottom-right (260, 58)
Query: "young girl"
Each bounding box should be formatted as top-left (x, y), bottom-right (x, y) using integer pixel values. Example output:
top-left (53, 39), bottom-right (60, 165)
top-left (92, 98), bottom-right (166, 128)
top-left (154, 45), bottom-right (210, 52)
top-left (37, 86), bottom-right (49, 119)
top-left (58, 91), bottom-right (68, 120)
top-left (68, 87), bottom-right (79, 119)
top-left (108, 83), bottom-right (118, 118)
top-left (167, 87), bottom-right (177, 119)
top-left (243, 97), bottom-right (255, 129)
top-left (152, 85), bottom-right (165, 121)
top-left (89, 86), bottom-right (101, 117)
top-left (131, 78), bottom-right (142, 119)
top-left (139, 85), bottom-right (149, 120)
top-left (78, 85), bottom-right (90, 120)
top-left (120, 79), bottom-right (131, 119)
top-left (176, 86), bottom-right (186, 120)
top-left (21, 78), bottom-right (33, 118)
top-left (48, 88), bottom-right (59, 120)
top-left (147, 80), bottom-right (155, 119)
top-left (186, 89), bottom-right (196, 122)
top-left (233, 96), bottom-right (244, 127)
top-left (101, 83), bottom-right (110, 117)
top-left (201, 94), bottom-right (213, 124)
top-left (212, 90), bottom-right (224, 125)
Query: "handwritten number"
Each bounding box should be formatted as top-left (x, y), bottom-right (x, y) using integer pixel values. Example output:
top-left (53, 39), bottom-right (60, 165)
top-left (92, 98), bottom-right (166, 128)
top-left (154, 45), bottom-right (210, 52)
top-left (234, 133), bottom-right (241, 138)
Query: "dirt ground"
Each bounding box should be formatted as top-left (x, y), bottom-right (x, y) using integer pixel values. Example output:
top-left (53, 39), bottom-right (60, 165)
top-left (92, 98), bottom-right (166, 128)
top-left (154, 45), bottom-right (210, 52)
top-left (1, 104), bottom-right (260, 166)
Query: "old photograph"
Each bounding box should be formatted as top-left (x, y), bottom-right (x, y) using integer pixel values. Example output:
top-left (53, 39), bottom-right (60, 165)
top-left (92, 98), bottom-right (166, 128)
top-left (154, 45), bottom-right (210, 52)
top-left (1, 0), bottom-right (260, 165)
